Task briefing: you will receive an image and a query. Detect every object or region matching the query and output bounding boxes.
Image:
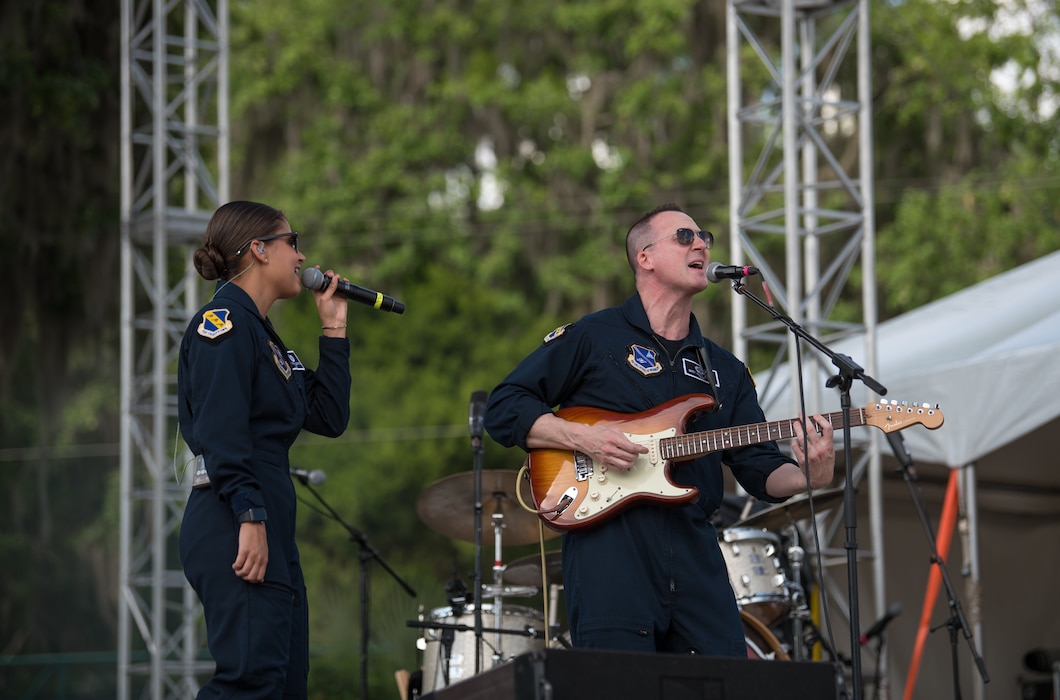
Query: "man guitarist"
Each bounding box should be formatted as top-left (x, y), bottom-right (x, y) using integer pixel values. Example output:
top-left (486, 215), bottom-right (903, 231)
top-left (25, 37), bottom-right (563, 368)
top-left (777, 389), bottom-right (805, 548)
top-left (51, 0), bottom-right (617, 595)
top-left (484, 203), bottom-right (835, 656)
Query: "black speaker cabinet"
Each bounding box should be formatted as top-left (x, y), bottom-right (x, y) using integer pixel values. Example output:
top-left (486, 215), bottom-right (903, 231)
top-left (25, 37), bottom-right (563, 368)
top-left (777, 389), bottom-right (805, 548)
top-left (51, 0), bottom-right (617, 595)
top-left (421, 648), bottom-right (840, 700)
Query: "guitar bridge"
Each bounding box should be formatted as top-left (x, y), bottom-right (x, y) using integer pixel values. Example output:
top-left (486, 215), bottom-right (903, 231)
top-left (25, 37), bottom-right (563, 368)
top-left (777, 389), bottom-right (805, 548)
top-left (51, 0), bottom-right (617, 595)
top-left (573, 451), bottom-right (593, 482)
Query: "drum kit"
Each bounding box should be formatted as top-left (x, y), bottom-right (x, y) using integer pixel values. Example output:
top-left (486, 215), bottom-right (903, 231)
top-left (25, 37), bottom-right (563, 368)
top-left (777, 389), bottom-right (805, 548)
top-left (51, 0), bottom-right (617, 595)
top-left (408, 468), bottom-right (845, 694)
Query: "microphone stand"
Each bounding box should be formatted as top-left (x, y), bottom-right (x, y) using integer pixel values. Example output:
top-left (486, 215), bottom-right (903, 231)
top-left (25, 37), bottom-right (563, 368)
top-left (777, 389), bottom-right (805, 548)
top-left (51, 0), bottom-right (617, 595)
top-left (886, 433), bottom-right (989, 698)
top-left (297, 480), bottom-right (417, 700)
top-left (729, 277), bottom-right (887, 700)
top-left (468, 391), bottom-right (489, 676)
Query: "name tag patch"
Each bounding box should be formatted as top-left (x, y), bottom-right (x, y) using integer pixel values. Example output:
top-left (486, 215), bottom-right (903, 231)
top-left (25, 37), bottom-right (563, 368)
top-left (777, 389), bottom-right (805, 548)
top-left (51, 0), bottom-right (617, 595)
top-left (286, 350), bottom-right (305, 372)
top-left (682, 358), bottom-right (720, 387)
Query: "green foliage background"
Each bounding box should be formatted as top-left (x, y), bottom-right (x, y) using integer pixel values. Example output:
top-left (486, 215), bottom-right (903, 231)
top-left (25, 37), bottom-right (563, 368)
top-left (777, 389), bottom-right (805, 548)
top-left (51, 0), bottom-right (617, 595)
top-left (1, 0), bottom-right (1058, 697)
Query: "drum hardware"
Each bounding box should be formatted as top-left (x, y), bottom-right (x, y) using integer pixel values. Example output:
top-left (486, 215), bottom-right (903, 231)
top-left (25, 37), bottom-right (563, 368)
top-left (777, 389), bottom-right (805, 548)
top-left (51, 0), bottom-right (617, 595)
top-left (785, 541), bottom-right (808, 661)
top-left (546, 582), bottom-right (571, 649)
top-left (480, 583), bottom-right (539, 598)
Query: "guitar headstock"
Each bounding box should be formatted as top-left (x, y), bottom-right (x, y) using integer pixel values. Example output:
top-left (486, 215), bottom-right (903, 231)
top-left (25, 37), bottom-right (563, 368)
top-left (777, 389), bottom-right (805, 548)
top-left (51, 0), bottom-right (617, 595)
top-left (864, 400), bottom-right (944, 432)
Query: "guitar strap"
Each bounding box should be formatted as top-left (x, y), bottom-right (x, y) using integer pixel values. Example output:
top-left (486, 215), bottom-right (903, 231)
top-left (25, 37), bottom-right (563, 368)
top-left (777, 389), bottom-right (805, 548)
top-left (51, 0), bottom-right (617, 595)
top-left (696, 344), bottom-right (722, 412)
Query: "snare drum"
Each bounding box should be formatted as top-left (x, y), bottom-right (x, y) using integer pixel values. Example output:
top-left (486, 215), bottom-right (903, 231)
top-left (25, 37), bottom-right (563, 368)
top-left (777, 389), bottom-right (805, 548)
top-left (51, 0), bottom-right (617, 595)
top-left (420, 603), bottom-right (544, 692)
top-left (720, 527), bottom-right (790, 625)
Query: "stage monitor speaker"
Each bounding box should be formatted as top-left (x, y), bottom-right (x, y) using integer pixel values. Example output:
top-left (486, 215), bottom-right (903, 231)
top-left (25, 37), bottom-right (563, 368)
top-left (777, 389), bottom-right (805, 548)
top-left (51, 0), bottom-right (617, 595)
top-left (420, 648), bottom-right (840, 700)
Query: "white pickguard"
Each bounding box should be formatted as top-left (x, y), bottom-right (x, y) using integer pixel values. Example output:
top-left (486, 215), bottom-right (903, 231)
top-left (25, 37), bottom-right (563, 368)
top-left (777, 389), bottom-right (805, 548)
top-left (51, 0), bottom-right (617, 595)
top-left (572, 427), bottom-right (696, 521)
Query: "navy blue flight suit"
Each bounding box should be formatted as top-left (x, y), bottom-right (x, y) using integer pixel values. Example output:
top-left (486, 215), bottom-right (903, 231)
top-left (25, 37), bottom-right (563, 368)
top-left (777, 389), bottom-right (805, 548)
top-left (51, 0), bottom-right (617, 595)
top-left (485, 294), bottom-right (792, 656)
top-left (178, 282), bottom-right (351, 699)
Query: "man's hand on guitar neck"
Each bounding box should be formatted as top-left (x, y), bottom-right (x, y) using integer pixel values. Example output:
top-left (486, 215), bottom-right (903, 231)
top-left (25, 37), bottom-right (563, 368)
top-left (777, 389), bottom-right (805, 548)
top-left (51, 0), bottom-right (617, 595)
top-left (526, 412), bottom-right (648, 472)
top-left (767, 413), bottom-right (836, 497)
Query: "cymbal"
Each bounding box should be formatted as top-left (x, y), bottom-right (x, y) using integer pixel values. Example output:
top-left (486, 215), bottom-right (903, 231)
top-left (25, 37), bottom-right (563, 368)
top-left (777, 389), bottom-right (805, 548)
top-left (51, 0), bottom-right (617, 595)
top-left (416, 470), bottom-right (558, 546)
top-left (504, 551), bottom-right (563, 587)
top-left (731, 487), bottom-right (846, 531)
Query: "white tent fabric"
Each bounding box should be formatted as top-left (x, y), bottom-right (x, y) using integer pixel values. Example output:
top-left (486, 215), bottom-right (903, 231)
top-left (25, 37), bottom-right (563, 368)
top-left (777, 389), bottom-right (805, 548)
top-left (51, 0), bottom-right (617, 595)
top-left (756, 248), bottom-right (1060, 477)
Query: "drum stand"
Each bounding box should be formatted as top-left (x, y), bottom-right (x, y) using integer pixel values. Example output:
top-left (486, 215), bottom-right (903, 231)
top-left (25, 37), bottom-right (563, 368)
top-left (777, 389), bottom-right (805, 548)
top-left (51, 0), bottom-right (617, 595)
top-left (786, 538), bottom-right (808, 661)
top-left (478, 510), bottom-right (539, 667)
top-left (784, 527), bottom-right (842, 665)
top-left (468, 393), bottom-right (538, 673)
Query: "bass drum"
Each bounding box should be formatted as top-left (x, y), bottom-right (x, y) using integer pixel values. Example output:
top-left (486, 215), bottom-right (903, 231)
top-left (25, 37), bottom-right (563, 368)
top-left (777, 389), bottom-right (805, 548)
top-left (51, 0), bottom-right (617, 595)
top-left (741, 610), bottom-right (789, 660)
top-left (420, 603), bottom-right (544, 693)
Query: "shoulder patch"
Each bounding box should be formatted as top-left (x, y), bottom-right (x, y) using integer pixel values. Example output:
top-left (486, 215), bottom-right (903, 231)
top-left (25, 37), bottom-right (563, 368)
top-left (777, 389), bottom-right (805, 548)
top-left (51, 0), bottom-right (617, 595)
top-left (746, 366), bottom-right (757, 388)
top-left (544, 323), bottom-right (574, 344)
top-left (197, 308), bottom-right (233, 341)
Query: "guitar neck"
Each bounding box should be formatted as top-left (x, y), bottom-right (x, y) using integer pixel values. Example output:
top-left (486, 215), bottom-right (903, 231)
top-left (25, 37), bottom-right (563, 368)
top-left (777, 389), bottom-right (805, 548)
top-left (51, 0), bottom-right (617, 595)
top-left (661, 408), bottom-right (863, 461)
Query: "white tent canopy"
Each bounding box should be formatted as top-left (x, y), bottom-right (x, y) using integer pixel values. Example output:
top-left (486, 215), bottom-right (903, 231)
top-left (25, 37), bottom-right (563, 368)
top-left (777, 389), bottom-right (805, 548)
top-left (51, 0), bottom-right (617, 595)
top-left (756, 248), bottom-right (1060, 479)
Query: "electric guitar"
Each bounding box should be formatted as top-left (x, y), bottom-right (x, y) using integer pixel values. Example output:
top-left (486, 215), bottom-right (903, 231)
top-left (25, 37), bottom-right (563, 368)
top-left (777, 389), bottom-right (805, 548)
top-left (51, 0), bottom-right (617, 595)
top-left (525, 393), bottom-right (943, 531)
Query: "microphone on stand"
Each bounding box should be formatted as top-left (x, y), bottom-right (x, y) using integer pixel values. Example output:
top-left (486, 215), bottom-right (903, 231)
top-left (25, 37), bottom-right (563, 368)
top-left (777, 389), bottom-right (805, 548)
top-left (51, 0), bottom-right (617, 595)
top-left (707, 262), bottom-right (760, 283)
top-left (860, 603), bottom-right (902, 645)
top-left (469, 390), bottom-right (487, 443)
top-left (289, 467), bottom-right (327, 486)
top-left (444, 560), bottom-right (469, 613)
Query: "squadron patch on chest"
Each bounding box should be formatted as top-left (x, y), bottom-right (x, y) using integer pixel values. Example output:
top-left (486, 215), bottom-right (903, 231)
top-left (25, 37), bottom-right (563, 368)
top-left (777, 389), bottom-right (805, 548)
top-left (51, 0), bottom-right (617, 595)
top-left (627, 344), bottom-right (663, 376)
top-left (196, 308), bottom-right (233, 341)
top-left (269, 341), bottom-right (293, 380)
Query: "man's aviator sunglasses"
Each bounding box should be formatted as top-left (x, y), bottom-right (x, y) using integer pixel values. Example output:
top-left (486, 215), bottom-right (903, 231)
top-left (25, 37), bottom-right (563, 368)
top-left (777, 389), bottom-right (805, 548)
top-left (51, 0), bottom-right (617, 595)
top-left (641, 228), bottom-right (714, 251)
top-left (236, 232), bottom-right (299, 256)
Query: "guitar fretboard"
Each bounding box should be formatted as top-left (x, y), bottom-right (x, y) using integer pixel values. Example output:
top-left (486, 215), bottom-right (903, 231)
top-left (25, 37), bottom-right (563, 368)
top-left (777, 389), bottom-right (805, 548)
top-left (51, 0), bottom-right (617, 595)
top-left (660, 409), bottom-right (865, 460)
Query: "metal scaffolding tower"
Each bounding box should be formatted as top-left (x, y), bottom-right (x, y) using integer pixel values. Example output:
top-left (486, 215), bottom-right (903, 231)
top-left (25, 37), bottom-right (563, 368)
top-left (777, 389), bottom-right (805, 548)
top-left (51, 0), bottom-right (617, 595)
top-left (118, 1), bottom-right (228, 698)
top-left (726, 0), bottom-right (885, 695)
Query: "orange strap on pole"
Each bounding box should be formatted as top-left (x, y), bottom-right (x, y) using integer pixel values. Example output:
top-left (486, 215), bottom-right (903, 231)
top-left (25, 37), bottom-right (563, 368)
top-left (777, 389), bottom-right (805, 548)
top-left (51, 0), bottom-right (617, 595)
top-left (902, 468), bottom-right (960, 700)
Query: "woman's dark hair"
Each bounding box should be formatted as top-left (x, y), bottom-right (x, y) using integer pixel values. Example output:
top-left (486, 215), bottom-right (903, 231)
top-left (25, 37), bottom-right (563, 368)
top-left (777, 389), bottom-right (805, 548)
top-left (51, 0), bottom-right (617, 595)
top-left (194, 200), bottom-right (286, 280)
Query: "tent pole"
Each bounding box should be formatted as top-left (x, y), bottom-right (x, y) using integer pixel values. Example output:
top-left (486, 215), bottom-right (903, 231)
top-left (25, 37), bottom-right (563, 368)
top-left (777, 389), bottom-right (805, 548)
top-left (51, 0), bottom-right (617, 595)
top-left (959, 463), bottom-right (985, 700)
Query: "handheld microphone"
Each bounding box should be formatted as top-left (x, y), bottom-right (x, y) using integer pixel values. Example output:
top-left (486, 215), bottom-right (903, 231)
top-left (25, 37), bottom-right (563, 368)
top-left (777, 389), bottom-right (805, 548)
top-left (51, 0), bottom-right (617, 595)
top-left (706, 262), bottom-right (760, 283)
top-left (300, 267), bottom-right (406, 314)
top-left (860, 603), bottom-right (902, 645)
top-left (289, 467), bottom-right (327, 486)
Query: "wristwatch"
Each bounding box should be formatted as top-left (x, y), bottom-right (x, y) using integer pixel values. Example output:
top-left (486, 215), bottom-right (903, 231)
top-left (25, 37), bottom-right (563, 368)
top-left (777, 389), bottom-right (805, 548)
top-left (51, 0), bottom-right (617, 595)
top-left (236, 507), bottom-right (268, 523)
